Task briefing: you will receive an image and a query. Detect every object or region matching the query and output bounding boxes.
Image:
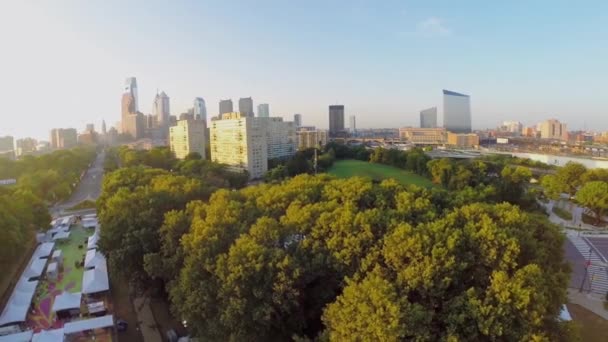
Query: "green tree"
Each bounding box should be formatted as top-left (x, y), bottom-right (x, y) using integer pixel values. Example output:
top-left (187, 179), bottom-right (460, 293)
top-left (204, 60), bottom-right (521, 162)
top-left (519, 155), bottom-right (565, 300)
top-left (575, 181), bottom-right (608, 225)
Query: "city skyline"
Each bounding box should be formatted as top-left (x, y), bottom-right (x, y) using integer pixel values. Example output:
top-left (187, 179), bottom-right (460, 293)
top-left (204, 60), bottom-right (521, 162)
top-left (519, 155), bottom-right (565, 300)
top-left (2, 1), bottom-right (608, 139)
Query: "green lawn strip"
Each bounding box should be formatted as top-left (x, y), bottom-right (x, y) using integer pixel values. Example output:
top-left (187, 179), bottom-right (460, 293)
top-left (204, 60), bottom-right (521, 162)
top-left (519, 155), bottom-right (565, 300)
top-left (328, 160), bottom-right (435, 188)
top-left (552, 206), bottom-right (573, 221)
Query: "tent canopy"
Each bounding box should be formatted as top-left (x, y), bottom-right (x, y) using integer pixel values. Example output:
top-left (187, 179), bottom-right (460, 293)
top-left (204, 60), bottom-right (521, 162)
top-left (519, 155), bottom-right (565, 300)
top-left (32, 328), bottom-right (64, 342)
top-left (87, 232), bottom-right (99, 250)
top-left (34, 242), bottom-right (55, 259)
top-left (52, 231), bottom-right (70, 241)
top-left (24, 258), bottom-right (47, 279)
top-left (84, 250), bottom-right (106, 269)
top-left (52, 250), bottom-right (62, 259)
top-left (52, 292), bottom-right (82, 313)
top-left (82, 261), bottom-right (109, 294)
top-left (0, 330), bottom-right (33, 342)
top-left (63, 315), bottom-right (113, 334)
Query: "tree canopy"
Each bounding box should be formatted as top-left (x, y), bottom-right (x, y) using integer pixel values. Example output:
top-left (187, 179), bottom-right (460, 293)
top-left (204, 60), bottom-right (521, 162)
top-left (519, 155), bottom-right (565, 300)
top-left (575, 181), bottom-right (608, 225)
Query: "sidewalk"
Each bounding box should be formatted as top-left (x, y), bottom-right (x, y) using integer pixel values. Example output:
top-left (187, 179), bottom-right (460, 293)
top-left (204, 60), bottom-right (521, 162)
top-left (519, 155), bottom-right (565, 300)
top-left (134, 296), bottom-right (163, 342)
top-left (568, 288), bottom-right (608, 320)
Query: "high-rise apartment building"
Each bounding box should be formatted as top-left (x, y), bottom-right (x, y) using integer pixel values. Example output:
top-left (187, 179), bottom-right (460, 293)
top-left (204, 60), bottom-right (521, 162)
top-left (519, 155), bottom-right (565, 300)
top-left (101, 120), bottom-right (107, 135)
top-left (501, 121), bottom-right (523, 135)
top-left (297, 129), bottom-right (328, 150)
top-left (50, 128), bottom-right (77, 149)
top-left (154, 91), bottom-right (171, 137)
top-left (193, 97), bottom-right (207, 121)
top-left (349, 115), bottom-right (356, 134)
top-left (420, 107), bottom-right (438, 128)
top-left (258, 104), bottom-right (270, 118)
top-left (443, 90), bottom-right (471, 133)
top-left (16, 138), bottom-right (37, 156)
top-left (539, 119), bottom-right (568, 140)
top-left (257, 117), bottom-right (297, 160)
top-left (124, 77), bottom-right (138, 112)
top-left (399, 128), bottom-right (446, 145)
top-left (329, 105), bottom-right (345, 137)
top-left (294, 114), bottom-right (302, 128)
top-left (219, 99), bottom-right (233, 116)
top-left (210, 112), bottom-right (268, 179)
top-left (169, 119), bottom-right (207, 160)
top-left (239, 97), bottom-right (254, 117)
top-left (121, 77), bottom-right (143, 139)
top-left (0, 136), bottom-right (14, 152)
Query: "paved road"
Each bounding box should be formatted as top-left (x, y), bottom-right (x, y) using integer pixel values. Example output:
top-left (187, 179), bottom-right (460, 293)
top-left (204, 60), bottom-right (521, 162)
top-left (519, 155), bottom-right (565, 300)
top-left (51, 151), bottom-right (105, 216)
top-left (564, 238), bottom-right (589, 291)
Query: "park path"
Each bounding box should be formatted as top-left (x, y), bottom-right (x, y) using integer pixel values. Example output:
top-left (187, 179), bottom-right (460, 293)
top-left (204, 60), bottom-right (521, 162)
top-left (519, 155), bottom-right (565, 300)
top-left (134, 297), bottom-right (163, 342)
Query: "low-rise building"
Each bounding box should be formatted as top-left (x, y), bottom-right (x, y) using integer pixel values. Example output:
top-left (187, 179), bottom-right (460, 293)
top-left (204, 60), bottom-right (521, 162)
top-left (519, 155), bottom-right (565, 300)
top-left (399, 128), bottom-right (446, 145)
top-left (297, 129), bottom-right (329, 150)
top-left (447, 132), bottom-right (480, 148)
top-left (169, 119), bottom-right (206, 159)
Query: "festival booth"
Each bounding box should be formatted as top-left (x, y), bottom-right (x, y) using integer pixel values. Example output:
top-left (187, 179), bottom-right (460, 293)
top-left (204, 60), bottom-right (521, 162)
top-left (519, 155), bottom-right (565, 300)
top-left (84, 250), bottom-right (106, 270)
top-left (82, 258), bottom-right (109, 295)
top-left (86, 231), bottom-right (99, 250)
top-left (51, 231), bottom-right (70, 242)
top-left (33, 242), bottom-right (55, 259)
top-left (81, 218), bottom-right (98, 229)
top-left (23, 258), bottom-right (47, 281)
top-left (51, 250), bottom-right (63, 267)
top-left (46, 262), bottom-right (58, 281)
top-left (31, 328), bottom-right (64, 342)
top-left (63, 315), bottom-right (114, 339)
top-left (0, 278), bottom-right (38, 326)
top-left (0, 330), bottom-right (33, 341)
top-left (51, 292), bottom-right (82, 319)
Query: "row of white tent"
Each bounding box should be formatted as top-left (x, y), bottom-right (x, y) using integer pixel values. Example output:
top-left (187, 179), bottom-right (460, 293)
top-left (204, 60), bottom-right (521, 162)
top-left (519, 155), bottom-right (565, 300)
top-left (0, 242), bottom-right (55, 326)
top-left (82, 249), bottom-right (109, 295)
top-left (0, 314), bottom-right (115, 342)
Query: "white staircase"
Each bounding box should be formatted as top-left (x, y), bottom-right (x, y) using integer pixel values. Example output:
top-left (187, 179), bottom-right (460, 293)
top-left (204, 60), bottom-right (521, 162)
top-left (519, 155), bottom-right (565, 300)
top-left (567, 233), bottom-right (608, 296)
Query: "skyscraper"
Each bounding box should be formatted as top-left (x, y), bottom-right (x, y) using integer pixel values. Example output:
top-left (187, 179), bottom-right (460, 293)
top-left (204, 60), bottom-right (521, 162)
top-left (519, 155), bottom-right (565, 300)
top-left (258, 104), bottom-right (270, 118)
top-left (154, 91), bottom-right (171, 138)
top-left (539, 119), bottom-right (568, 140)
top-left (193, 97), bottom-right (207, 121)
top-left (294, 114), bottom-right (302, 127)
top-left (329, 105), bottom-right (345, 137)
top-left (420, 107), bottom-right (438, 128)
top-left (443, 90), bottom-right (471, 133)
top-left (219, 99), bottom-right (233, 116)
top-left (124, 77), bottom-right (138, 112)
top-left (239, 97), bottom-right (254, 117)
top-left (101, 120), bottom-right (107, 135)
top-left (0, 136), bottom-right (14, 152)
top-left (349, 115), bottom-right (356, 134)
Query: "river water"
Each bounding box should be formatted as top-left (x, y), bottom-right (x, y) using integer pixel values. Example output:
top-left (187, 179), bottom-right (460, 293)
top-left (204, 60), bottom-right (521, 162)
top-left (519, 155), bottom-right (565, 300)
top-left (509, 152), bottom-right (608, 169)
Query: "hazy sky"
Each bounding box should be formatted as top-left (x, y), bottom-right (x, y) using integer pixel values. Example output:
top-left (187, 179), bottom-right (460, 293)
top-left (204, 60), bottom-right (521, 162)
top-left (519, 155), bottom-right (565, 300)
top-left (1, 0), bottom-right (607, 140)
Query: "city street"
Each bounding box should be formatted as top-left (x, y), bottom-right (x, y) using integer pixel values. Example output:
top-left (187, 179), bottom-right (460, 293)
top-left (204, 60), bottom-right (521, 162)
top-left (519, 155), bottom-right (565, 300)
top-left (51, 150), bottom-right (105, 216)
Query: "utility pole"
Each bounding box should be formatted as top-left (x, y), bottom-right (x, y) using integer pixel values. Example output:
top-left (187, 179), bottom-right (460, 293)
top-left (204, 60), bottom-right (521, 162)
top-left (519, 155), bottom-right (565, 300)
top-left (313, 147), bottom-right (318, 175)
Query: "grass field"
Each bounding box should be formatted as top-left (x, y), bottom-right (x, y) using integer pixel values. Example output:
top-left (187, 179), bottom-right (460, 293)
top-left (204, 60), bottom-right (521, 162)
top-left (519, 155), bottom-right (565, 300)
top-left (328, 160), bottom-right (435, 188)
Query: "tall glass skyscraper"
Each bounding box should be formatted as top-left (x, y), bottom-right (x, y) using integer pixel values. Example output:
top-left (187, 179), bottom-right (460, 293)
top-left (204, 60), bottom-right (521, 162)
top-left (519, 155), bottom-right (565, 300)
top-left (219, 99), bottom-right (233, 116)
top-left (239, 97), bottom-right (254, 117)
top-left (329, 105), bottom-right (345, 137)
top-left (193, 97), bottom-right (207, 121)
top-left (443, 90), bottom-right (471, 133)
top-left (124, 77), bottom-right (138, 112)
top-left (420, 107), bottom-right (437, 128)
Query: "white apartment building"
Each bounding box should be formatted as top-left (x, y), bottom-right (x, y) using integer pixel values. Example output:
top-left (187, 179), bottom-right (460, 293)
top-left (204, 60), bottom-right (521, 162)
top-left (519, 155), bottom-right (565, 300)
top-left (257, 117), bottom-right (297, 160)
top-left (169, 119), bottom-right (206, 159)
top-left (539, 119), bottom-right (568, 140)
top-left (210, 112), bottom-right (268, 179)
top-left (296, 129), bottom-right (329, 150)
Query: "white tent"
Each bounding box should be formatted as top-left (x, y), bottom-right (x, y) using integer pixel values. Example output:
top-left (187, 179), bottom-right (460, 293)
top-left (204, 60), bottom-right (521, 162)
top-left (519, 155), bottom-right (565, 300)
top-left (82, 218), bottom-right (98, 229)
top-left (63, 315), bottom-right (113, 334)
top-left (32, 328), bottom-right (64, 342)
top-left (87, 231), bottom-right (99, 250)
top-left (0, 281), bottom-right (38, 326)
top-left (0, 330), bottom-right (33, 342)
top-left (82, 261), bottom-right (109, 294)
top-left (83, 213), bottom-right (97, 219)
top-left (46, 262), bottom-right (58, 281)
top-left (51, 250), bottom-right (63, 265)
top-left (84, 250), bottom-right (106, 269)
top-left (52, 231), bottom-right (70, 241)
top-left (51, 292), bottom-right (82, 313)
top-left (33, 242), bottom-right (55, 259)
top-left (24, 258), bottom-right (47, 280)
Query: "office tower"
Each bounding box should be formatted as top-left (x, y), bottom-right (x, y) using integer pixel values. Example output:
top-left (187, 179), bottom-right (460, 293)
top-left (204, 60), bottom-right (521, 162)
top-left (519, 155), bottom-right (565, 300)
top-left (349, 115), bottom-right (356, 134)
top-left (239, 97), bottom-right (254, 117)
top-left (101, 120), bottom-right (107, 135)
top-left (153, 91), bottom-right (170, 130)
top-left (420, 107), bottom-right (438, 128)
top-left (447, 132), bottom-right (480, 148)
top-left (170, 119), bottom-right (207, 160)
top-left (443, 90), bottom-right (471, 133)
top-left (193, 97), bottom-right (207, 121)
top-left (124, 77), bottom-right (138, 111)
top-left (399, 128), bottom-right (446, 145)
top-left (15, 138), bottom-right (37, 156)
top-left (297, 129), bottom-right (328, 150)
top-left (219, 99), bottom-right (233, 116)
top-left (258, 104), bottom-right (270, 118)
top-left (257, 117), bottom-right (297, 160)
top-left (293, 114), bottom-right (302, 127)
top-left (539, 119), bottom-right (568, 140)
top-left (329, 105), bottom-right (345, 137)
top-left (211, 112), bottom-right (268, 179)
top-left (85, 123), bottom-right (95, 132)
top-left (50, 128), bottom-right (78, 149)
top-left (0, 136), bottom-right (14, 152)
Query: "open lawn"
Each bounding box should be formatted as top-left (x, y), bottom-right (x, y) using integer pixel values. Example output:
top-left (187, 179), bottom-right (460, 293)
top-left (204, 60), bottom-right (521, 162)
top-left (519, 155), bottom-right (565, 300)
top-left (567, 303), bottom-right (608, 341)
top-left (328, 160), bottom-right (435, 188)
